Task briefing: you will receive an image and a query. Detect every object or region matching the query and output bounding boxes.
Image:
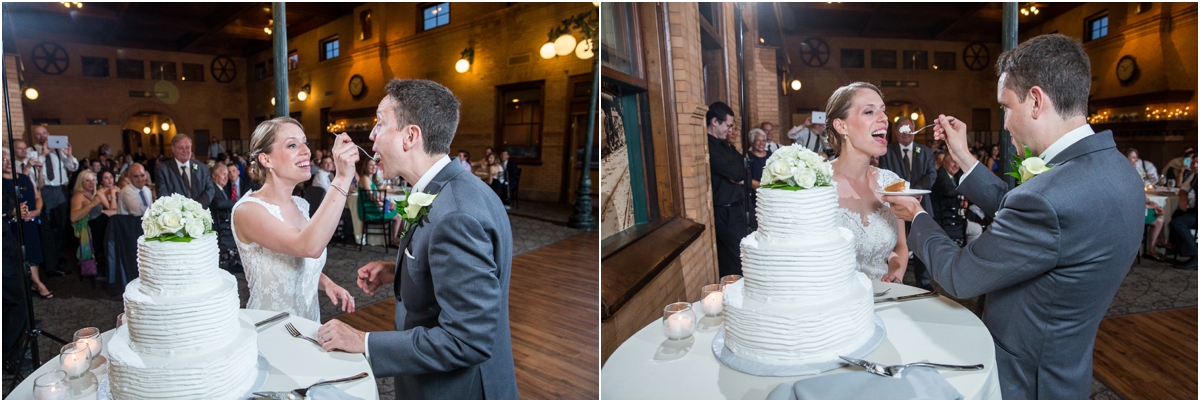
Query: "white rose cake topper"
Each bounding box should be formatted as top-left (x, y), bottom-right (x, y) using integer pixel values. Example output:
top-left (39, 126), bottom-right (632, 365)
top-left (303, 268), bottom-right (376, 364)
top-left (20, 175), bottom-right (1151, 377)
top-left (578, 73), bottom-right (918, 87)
top-left (759, 144), bottom-right (835, 190)
top-left (141, 194), bottom-right (214, 241)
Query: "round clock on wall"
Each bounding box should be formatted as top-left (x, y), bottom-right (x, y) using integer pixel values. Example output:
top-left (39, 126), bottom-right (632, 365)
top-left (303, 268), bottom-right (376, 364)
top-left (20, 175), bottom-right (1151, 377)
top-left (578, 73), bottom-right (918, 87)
top-left (348, 74), bottom-right (366, 98)
top-left (1116, 55), bottom-right (1138, 84)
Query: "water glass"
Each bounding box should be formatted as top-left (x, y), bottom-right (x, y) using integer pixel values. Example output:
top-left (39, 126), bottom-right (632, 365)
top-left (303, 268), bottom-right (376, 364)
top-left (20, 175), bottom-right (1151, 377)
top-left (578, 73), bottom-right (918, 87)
top-left (662, 302), bottom-right (697, 340)
top-left (58, 342), bottom-right (90, 380)
top-left (32, 370), bottom-right (69, 400)
top-left (72, 327), bottom-right (102, 361)
top-left (720, 275), bottom-right (742, 290)
top-left (700, 284), bottom-right (724, 317)
top-left (115, 312), bottom-right (127, 328)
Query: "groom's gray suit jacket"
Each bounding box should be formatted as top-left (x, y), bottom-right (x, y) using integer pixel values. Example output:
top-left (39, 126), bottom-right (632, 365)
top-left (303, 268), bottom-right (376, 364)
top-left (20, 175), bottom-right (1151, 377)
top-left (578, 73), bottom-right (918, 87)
top-left (908, 130), bottom-right (1143, 399)
top-left (368, 163), bottom-right (518, 399)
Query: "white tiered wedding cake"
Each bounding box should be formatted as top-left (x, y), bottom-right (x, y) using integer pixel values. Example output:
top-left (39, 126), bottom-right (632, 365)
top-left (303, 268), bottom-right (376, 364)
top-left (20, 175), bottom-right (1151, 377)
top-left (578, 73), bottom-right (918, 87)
top-left (106, 195), bottom-right (259, 399)
top-left (722, 146), bottom-right (877, 366)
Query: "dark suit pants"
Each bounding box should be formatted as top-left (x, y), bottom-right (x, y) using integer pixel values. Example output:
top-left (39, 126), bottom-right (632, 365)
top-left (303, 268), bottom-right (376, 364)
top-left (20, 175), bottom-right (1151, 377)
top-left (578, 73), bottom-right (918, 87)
top-left (1170, 209), bottom-right (1197, 258)
top-left (714, 204), bottom-right (745, 277)
top-left (38, 188), bottom-right (70, 274)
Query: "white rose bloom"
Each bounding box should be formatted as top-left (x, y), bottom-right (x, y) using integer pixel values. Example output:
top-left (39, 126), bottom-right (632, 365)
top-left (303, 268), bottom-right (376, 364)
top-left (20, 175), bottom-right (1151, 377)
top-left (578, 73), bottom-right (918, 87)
top-left (768, 161), bottom-right (792, 182)
top-left (761, 166), bottom-right (775, 185)
top-left (159, 211), bottom-right (184, 234)
top-left (159, 195), bottom-right (184, 212)
top-left (142, 218), bottom-right (160, 238)
top-left (795, 167), bottom-right (818, 188)
top-left (184, 218), bottom-right (205, 238)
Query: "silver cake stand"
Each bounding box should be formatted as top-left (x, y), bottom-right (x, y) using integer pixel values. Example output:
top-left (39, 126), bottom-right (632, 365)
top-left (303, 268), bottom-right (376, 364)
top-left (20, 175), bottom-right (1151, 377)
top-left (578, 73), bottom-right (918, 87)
top-left (711, 314), bottom-right (886, 377)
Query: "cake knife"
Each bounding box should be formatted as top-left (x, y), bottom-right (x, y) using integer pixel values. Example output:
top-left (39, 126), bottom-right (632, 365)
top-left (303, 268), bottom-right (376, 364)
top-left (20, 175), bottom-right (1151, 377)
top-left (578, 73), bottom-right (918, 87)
top-left (873, 291), bottom-right (938, 304)
top-left (254, 312), bottom-right (290, 328)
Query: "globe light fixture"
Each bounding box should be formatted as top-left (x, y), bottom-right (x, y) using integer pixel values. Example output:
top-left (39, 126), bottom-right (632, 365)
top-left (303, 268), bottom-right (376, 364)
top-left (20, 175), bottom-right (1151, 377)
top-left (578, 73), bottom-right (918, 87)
top-left (539, 42), bottom-right (557, 59)
top-left (297, 90), bottom-right (307, 101)
top-left (554, 34), bottom-right (576, 57)
top-left (271, 97), bottom-right (275, 106)
top-left (161, 120), bottom-right (170, 131)
top-left (574, 39), bottom-right (594, 59)
top-left (24, 87), bottom-right (38, 100)
top-left (790, 79), bottom-right (802, 91)
top-left (455, 47), bottom-right (474, 73)
top-left (910, 112), bottom-right (919, 121)
top-left (143, 126), bottom-right (151, 134)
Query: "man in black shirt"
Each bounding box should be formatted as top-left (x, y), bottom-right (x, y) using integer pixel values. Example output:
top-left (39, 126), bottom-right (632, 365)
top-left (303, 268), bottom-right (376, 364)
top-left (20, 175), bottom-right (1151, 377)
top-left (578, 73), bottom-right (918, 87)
top-left (707, 101), bottom-right (746, 277)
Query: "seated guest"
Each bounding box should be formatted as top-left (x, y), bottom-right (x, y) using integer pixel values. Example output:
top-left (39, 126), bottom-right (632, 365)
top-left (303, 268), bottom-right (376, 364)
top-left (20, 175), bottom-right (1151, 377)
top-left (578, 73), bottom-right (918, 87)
top-left (311, 156), bottom-right (333, 190)
top-left (3, 148), bottom-right (52, 298)
top-left (98, 171), bottom-right (120, 211)
top-left (69, 170), bottom-right (115, 279)
top-left (227, 163), bottom-right (252, 200)
top-left (356, 158), bottom-right (401, 244)
top-left (931, 153), bottom-right (983, 245)
top-left (1163, 148), bottom-right (1195, 187)
top-left (1143, 195), bottom-right (1168, 262)
top-left (500, 150), bottom-right (518, 207)
top-left (456, 149), bottom-right (472, 172)
top-left (208, 162), bottom-right (238, 271)
top-left (1170, 157), bottom-right (1198, 269)
top-left (481, 153), bottom-right (506, 201)
top-left (118, 163), bottom-right (153, 216)
top-left (984, 144), bottom-right (1002, 177)
top-left (1126, 147), bottom-right (1159, 186)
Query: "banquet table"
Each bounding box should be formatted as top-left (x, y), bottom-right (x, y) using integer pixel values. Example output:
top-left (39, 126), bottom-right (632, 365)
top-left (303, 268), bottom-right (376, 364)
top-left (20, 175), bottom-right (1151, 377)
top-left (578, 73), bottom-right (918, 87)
top-left (6, 309), bottom-right (379, 400)
top-left (1147, 189), bottom-right (1180, 238)
top-left (600, 281), bottom-right (1001, 399)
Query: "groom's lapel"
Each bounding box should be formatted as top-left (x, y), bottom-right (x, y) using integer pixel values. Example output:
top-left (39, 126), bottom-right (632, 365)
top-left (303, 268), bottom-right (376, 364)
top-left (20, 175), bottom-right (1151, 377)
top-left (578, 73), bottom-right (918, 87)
top-left (393, 163), bottom-right (463, 296)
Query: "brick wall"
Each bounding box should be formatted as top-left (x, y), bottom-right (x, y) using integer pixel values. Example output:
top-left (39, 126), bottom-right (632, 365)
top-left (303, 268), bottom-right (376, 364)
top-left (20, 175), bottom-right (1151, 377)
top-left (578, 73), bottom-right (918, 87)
top-left (245, 2), bottom-right (595, 203)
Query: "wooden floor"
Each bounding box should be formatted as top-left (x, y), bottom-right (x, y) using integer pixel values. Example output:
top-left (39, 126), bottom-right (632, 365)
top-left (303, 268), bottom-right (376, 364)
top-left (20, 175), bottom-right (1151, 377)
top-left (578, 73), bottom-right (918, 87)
top-left (1093, 307), bottom-right (1197, 400)
top-left (335, 231), bottom-right (600, 400)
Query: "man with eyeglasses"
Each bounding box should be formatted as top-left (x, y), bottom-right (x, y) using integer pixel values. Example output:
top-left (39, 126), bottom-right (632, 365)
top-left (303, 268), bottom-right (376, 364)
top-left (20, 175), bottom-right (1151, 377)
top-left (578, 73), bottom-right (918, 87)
top-left (707, 101), bottom-right (747, 277)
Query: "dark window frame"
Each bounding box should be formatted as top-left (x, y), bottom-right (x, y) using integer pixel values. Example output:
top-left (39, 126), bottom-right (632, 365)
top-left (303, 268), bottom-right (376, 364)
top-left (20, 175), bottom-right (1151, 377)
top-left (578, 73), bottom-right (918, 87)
top-left (871, 49), bottom-right (897, 69)
top-left (181, 63), bottom-right (205, 82)
top-left (254, 62), bottom-right (267, 81)
top-left (116, 59), bottom-right (144, 79)
top-left (1085, 12), bottom-right (1109, 42)
top-left (902, 50), bottom-right (928, 70)
top-left (495, 80), bottom-right (547, 165)
top-left (320, 35), bottom-right (340, 61)
top-left (840, 49), bottom-right (865, 68)
top-left (287, 51), bottom-right (299, 71)
top-left (150, 61), bottom-right (177, 80)
top-left (418, 2), bottom-right (450, 32)
top-left (933, 51), bottom-right (956, 71)
top-left (81, 56), bottom-right (109, 77)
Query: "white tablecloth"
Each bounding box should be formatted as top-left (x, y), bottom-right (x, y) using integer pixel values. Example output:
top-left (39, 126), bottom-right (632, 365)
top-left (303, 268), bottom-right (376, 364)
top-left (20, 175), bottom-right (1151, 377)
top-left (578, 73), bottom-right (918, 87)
top-left (1147, 191), bottom-right (1180, 238)
top-left (600, 282), bottom-right (1001, 399)
top-left (6, 309), bottom-right (379, 400)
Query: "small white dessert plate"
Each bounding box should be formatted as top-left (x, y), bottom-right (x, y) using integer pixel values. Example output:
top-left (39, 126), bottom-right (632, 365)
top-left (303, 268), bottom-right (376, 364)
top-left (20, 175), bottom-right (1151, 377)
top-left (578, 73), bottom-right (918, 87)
top-left (876, 189), bottom-right (931, 196)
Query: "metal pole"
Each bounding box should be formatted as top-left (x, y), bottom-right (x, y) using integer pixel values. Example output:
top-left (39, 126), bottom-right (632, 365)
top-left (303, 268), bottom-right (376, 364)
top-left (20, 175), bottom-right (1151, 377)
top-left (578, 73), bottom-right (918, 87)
top-left (273, 2), bottom-right (289, 118)
top-left (568, 58), bottom-right (598, 230)
top-left (735, 3), bottom-right (752, 236)
top-left (1000, 2), bottom-right (1018, 188)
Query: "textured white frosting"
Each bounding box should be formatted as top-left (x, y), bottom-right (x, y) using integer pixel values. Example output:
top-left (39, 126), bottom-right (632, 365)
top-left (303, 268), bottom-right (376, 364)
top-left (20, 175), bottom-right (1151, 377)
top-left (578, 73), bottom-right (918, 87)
top-left (740, 227), bottom-right (858, 299)
top-left (136, 233), bottom-right (221, 296)
top-left (122, 273), bottom-right (241, 356)
top-left (723, 274), bottom-right (875, 365)
top-left (107, 318), bottom-right (258, 400)
top-left (754, 186), bottom-right (838, 245)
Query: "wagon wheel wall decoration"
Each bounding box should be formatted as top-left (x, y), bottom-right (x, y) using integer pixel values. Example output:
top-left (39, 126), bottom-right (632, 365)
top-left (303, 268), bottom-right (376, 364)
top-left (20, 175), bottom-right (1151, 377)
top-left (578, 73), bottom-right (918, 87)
top-left (963, 42), bottom-right (990, 71)
top-left (32, 42), bottom-right (69, 75)
top-left (211, 56), bottom-right (237, 83)
top-left (799, 37), bottom-right (831, 67)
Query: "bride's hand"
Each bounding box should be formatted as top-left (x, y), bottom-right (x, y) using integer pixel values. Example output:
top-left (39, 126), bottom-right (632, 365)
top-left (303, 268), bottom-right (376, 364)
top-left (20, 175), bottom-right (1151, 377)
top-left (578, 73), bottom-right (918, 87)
top-left (324, 281), bottom-right (356, 313)
top-left (881, 272), bottom-right (904, 283)
top-left (330, 133), bottom-right (359, 180)
top-left (357, 261), bottom-right (396, 296)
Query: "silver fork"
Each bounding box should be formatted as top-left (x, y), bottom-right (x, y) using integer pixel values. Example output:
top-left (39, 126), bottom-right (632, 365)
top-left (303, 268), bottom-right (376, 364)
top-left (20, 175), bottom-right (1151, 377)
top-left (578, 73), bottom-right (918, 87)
top-left (840, 356), bottom-right (982, 377)
top-left (329, 132), bottom-right (380, 161)
top-left (873, 288), bottom-right (891, 297)
top-left (284, 323), bottom-right (322, 347)
top-left (902, 117), bottom-right (957, 136)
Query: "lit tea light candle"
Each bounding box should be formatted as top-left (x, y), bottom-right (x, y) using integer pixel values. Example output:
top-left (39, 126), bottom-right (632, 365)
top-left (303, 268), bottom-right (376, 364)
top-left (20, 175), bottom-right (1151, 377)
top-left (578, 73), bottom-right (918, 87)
top-left (60, 344), bottom-right (88, 378)
top-left (701, 291), bottom-right (723, 316)
top-left (33, 370), bottom-right (69, 400)
top-left (34, 383), bottom-right (67, 400)
top-left (665, 313), bottom-right (695, 339)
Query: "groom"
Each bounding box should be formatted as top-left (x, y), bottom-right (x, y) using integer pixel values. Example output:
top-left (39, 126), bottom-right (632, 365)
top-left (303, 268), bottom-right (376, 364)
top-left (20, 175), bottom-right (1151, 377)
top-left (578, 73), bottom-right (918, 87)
top-left (317, 79), bottom-right (518, 399)
top-left (884, 34), bottom-right (1143, 399)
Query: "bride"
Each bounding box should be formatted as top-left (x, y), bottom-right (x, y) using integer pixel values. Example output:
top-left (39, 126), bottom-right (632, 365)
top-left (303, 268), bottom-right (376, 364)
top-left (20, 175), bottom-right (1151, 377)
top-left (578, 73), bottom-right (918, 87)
top-left (232, 117), bottom-right (359, 321)
top-left (824, 82), bottom-right (909, 283)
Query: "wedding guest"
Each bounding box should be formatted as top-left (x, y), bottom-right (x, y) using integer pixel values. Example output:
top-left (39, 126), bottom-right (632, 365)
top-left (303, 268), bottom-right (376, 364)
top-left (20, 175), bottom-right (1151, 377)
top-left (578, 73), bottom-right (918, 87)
top-left (310, 149), bottom-right (324, 176)
top-left (155, 133), bottom-right (215, 207)
top-left (209, 162), bottom-right (238, 271)
top-left (231, 117), bottom-right (358, 320)
top-left (707, 101), bottom-right (746, 277)
top-left (1125, 148), bottom-right (1159, 185)
top-left (456, 150), bottom-right (472, 172)
top-left (3, 148), bottom-right (51, 298)
top-left (32, 125), bottom-right (76, 278)
top-left (984, 144), bottom-right (1001, 176)
top-left (482, 153), bottom-right (506, 201)
top-left (69, 170), bottom-right (114, 280)
top-left (132, 146), bottom-right (147, 164)
top-left (931, 153), bottom-right (982, 245)
top-left (746, 128), bottom-right (772, 230)
top-left (500, 150), bottom-right (518, 208)
top-left (1143, 195), bottom-right (1168, 262)
top-left (759, 122), bottom-right (781, 152)
top-left (878, 116), bottom-right (937, 289)
top-left (227, 163), bottom-right (252, 201)
top-left (357, 158), bottom-right (401, 243)
top-left (788, 116), bottom-right (830, 156)
top-left (118, 163), bottom-right (153, 217)
top-left (1163, 148), bottom-right (1195, 186)
top-left (311, 156), bottom-right (334, 190)
top-left (1170, 156), bottom-right (1197, 269)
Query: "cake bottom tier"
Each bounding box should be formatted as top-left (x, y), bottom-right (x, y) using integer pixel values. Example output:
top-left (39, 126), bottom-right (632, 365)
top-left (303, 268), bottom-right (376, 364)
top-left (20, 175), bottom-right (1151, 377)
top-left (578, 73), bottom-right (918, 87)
top-left (723, 272), bottom-right (875, 365)
top-left (106, 315), bottom-right (259, 400)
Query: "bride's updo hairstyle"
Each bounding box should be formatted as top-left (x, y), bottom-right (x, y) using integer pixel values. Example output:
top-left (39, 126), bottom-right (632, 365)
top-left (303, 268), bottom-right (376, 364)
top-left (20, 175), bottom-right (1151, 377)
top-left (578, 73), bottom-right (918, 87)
top-left (246, 116), bottom-right (304, 184)
top-left (824, 81), bottom-right (884, 156)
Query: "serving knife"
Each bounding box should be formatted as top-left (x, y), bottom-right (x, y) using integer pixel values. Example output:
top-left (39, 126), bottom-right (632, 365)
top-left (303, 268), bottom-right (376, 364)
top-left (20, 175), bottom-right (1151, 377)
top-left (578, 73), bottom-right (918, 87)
top-left (254, 312), bottom-right (290, 328)
top-left (874, 291), bottom-right (938, 304)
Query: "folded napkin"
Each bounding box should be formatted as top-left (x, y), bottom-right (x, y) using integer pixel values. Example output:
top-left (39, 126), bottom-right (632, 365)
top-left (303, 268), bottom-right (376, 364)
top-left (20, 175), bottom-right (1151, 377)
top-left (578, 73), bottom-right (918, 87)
top-left (307, 384), bottom-right (363, 400)
top-left (767, 366), bottom-right (963, 400)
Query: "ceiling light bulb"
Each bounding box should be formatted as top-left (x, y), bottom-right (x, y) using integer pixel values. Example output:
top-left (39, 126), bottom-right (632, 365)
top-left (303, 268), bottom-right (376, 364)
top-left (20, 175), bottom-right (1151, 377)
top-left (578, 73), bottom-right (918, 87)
top-left (575, 39), bottom-right (594, 59)
top-left (265, 27), bottom-right (272, 34)
top-left (455, 58), bottom-right (470, 73)
top-left (554, 34), bottom-right (576, 56)
top-left (297, 90), bottom-right (308, 101)
top-left (24, 87), bottom-right (38, 100)
top-left (539, 42), bottom-right (556, 59)
top-left (161, 121), bottom-right (170, 131)
top-left (790, 79), bottom-right (801, 91)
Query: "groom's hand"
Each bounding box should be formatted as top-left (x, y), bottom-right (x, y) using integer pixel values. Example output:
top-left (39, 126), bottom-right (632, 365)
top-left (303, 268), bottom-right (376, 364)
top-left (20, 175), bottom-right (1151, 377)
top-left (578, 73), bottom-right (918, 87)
top-left (883, 195), bottom-right (923, 222)
top-left (357, 261), bottom-right (396, 296)
top-left (317, 319), bottom-right (366, 354)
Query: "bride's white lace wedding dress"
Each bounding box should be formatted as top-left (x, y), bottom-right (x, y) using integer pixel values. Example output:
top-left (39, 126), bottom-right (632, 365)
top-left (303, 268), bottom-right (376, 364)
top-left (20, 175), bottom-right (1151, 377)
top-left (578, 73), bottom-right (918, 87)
top-left (231, 191), bottom-right (327, 321)
top-left (834, 167), bottom-right (901, 281)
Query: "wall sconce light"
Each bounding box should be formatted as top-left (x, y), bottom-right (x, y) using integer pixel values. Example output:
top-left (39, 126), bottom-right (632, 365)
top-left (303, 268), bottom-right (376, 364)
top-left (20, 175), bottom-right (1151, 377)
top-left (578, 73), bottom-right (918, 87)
top-left (61, 2), bottom-right (82, 9)
top-left (541, 10), bottom-right (595, 60)
top-left (790, 79), bottom-right (802, 91)
top-left (539, 42), bottom-right (557, 60)
top-left (574, 39), bottom-right (593, 59)
top-left (23, 86), bottom-right (38, 100)
top-left (161, 119), bottom-right (171, 131)
top-left (456, 47), bottom-right (474, 73)
top-left (554, 33), bottom-right (577, 57)
top-left (265, 19), bottom-right (274, 35)
top-left (271, 97), bottom-right (276, 106)
top-left (143, 123), bottom-right (152, 134)
top-left (298, 84), bottom-right (310, 101)
top-left (910, 111), bottom-right (919, 121)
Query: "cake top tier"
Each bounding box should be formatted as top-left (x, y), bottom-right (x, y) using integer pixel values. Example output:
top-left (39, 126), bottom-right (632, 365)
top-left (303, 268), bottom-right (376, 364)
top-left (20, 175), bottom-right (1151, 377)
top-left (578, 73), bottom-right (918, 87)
top-left (759, 145), bottom-right (833, 190)
top-left (754, 186), bottom-right (838, 243)
top-left (136, 232), bottom-right (221, 296)
top-left (141, 194), bottom-right (214, 242)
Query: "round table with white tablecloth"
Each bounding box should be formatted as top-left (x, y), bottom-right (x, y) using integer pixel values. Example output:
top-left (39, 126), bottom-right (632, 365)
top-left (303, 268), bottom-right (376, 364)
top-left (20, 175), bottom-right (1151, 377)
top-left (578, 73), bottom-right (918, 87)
top-left (5, 309), bottom-right (379, 400)
top-left (347, 189), bottom-right (406, 246)
top-left (600, 281), bottom-right (1001, 399)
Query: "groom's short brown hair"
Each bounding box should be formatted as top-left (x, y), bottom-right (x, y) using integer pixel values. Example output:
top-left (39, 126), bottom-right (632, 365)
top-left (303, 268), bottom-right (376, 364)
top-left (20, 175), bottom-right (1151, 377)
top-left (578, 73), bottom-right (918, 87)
top-left (996, 34), bottom-right (1091, 119)
top-left (384, 79), bottom-right (460, 155)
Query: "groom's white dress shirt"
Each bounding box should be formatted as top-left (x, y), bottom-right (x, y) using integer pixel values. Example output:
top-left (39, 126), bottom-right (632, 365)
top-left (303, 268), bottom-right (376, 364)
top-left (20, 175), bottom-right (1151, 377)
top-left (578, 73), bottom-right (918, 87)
top-left (917, 124), bottom-right (1095, 220)
top-left (362, 155), bottom-right (452, 363)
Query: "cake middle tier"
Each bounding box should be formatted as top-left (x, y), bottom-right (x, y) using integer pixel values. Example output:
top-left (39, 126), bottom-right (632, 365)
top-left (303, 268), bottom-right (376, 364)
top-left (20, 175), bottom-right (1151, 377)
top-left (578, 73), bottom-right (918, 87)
top-left (754, 186), bottom-right (839, 244)
top-left (740, 227), bottom-right (858, 300)
top-left (136, 233), bottom-right (223, 297)
top-left (122, 270), bottom-right (242, 356)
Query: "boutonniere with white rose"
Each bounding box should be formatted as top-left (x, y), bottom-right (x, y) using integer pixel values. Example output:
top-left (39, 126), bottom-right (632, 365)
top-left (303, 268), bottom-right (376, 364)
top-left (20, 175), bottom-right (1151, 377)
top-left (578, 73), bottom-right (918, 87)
top-left (141, 194), bottom-right (214, 242)
top-left (1006, 145), bottom-right (1052, 185)
top-left (395, 189), bottom-right (438, 231)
